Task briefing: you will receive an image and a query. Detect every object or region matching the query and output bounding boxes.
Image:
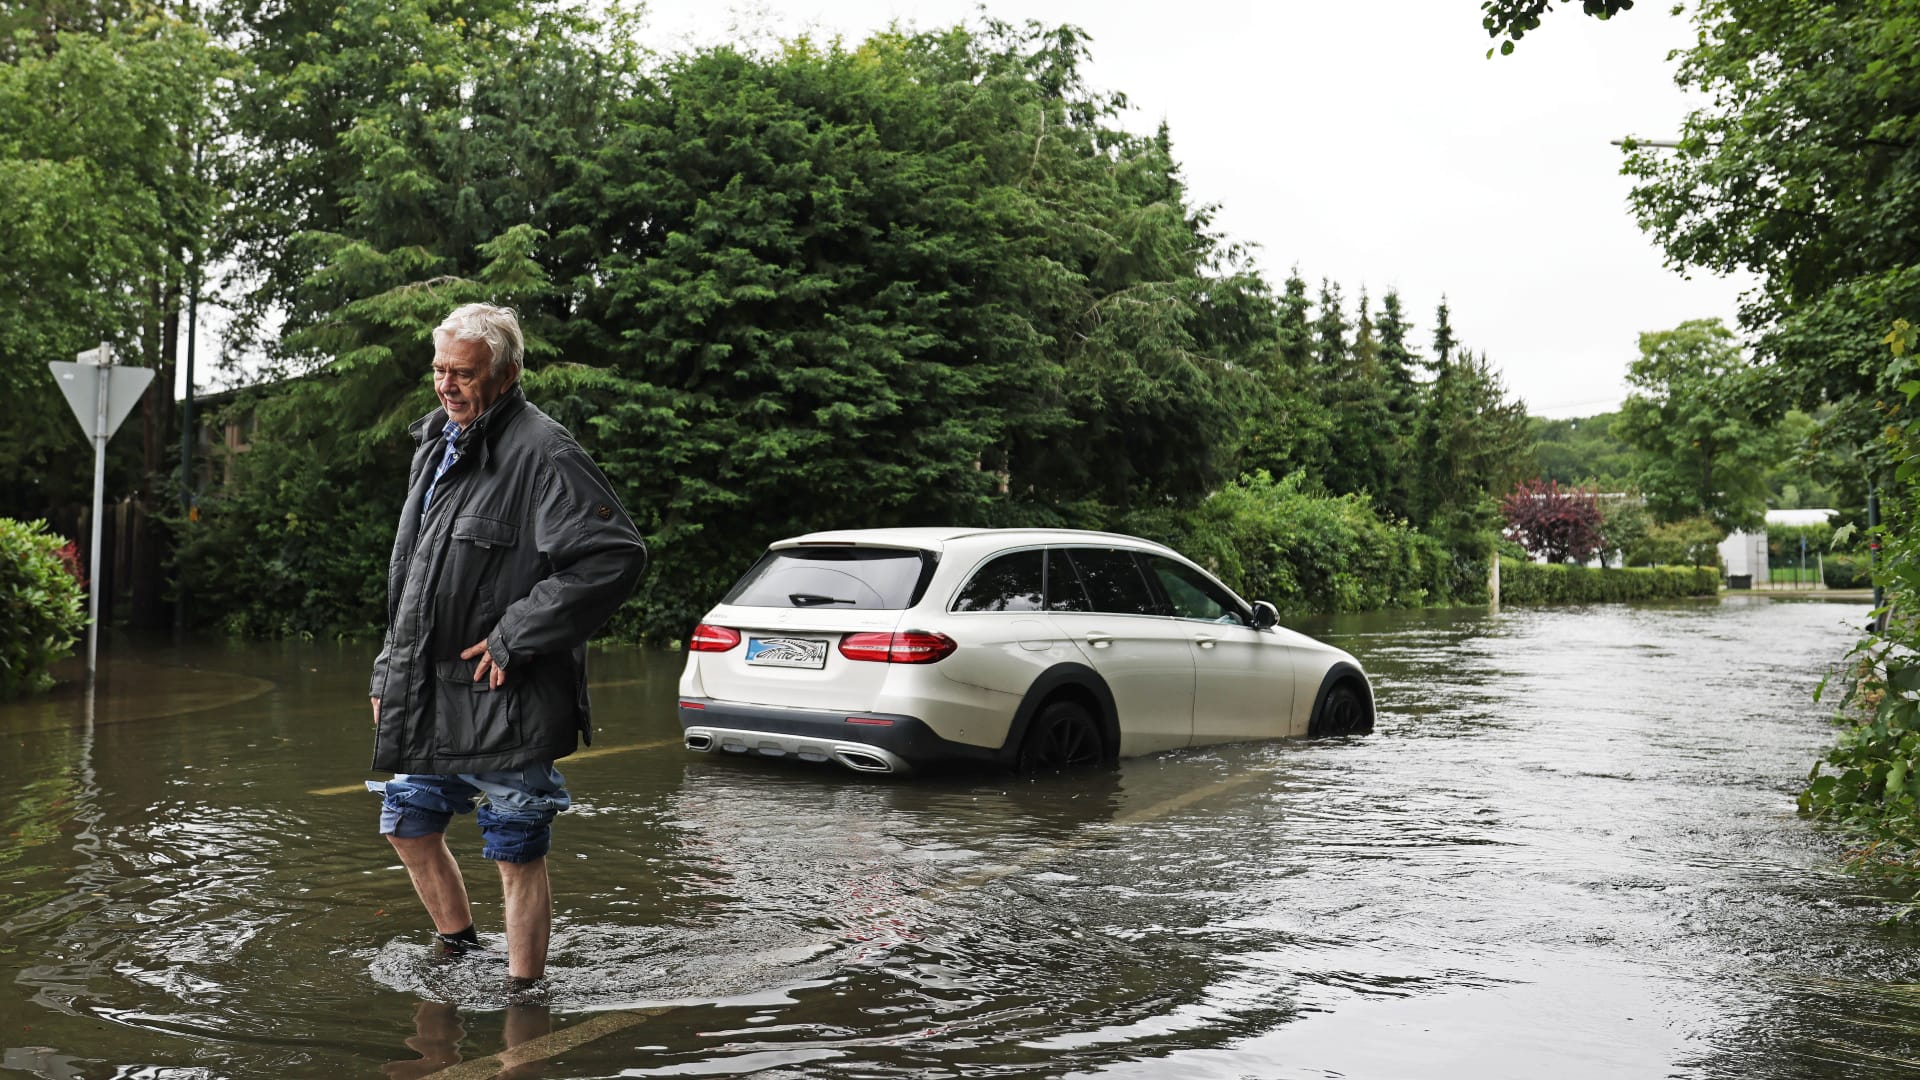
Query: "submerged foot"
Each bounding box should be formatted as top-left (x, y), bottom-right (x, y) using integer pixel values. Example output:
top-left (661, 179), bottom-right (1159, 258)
top-left (435, 924), bottom-right (483, 958)
top-left (505, 975), bottom-right (550, 1006)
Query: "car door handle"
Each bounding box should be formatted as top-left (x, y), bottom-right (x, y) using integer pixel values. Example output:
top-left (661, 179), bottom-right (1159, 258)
top-left (1084, 632), bottom-right (1113, 648)
top-left (1193, 635), bottom-right (1217, 649)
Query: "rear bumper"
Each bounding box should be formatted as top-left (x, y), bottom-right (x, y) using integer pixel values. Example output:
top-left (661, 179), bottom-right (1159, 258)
top-left (676, 698), bottom-right (1005, 774)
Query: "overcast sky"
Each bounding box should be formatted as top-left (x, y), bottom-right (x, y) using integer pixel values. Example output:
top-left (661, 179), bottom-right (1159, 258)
top-left (634, 0), bottom-right (1753, 419)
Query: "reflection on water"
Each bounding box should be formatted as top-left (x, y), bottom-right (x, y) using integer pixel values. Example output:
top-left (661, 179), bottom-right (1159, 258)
top-left (3, 600), bottom-right (1920, 1078)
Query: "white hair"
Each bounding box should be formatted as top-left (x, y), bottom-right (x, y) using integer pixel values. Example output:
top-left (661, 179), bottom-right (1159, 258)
top-left (433, 303), bottom-right (524, 377)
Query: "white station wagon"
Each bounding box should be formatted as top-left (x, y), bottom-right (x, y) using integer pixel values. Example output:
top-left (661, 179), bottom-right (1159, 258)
top-left (677, 528), bottom-right (1374, 774)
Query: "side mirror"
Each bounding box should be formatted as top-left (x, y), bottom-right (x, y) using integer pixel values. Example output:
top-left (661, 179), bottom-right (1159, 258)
top-left (1250, 600), bottom-right (1279, 630)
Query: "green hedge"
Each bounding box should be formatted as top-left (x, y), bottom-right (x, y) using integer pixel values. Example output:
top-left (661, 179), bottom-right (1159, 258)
top-left (1118, 471), bottom-right (1485, 616)
top-left (1822, 553), bottom-right (1874, 589)
top-left (0, 518), bottom-right (87, 698)
top-left (1498, 558), bottom-right (1719, 604)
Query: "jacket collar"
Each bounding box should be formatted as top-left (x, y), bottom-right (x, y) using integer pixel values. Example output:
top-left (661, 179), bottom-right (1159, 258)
top-left (409, 383), bottom-right (527, 450)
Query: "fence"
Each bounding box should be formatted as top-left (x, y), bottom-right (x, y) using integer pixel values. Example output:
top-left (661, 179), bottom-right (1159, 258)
top-left (45, 495), bottom-right (152, 628)
top-left (1760, 534), bottom-right (1831, 589)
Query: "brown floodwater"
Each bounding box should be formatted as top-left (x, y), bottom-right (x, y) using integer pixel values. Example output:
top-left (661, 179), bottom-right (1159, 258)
top-left (4, 595), bottom-right (1919, 1078)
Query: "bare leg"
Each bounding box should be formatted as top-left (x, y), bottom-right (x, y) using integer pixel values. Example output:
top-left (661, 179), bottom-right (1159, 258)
top-left (388, 833), bottom-right (473, 935)
top-left (497, 857), bottom-right (551, 980)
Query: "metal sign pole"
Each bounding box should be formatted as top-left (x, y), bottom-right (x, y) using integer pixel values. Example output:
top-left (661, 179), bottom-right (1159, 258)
top-left (49, 342), bottom-right (151, 689)
top-left (88, 350), bottom-right (109, 685)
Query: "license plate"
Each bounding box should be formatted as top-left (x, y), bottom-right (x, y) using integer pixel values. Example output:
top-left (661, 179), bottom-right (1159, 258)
top-left (745, 636), bottom-right (829, 669)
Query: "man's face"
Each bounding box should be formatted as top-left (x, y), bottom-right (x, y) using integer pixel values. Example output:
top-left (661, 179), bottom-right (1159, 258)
top-left (432, 335), bottom-right (512, 426)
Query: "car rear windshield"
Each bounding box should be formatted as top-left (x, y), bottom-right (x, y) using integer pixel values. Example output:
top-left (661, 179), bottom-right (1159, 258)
top-left (721, 546), bottom-right (938, 610)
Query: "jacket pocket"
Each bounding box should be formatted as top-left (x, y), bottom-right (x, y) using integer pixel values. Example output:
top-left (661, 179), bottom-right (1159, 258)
top-left (434, 658), bottom-right (523, 758)
top-left (452, 514), bottom-right (519, 549)
top-left (441, 515), bottom-right (521, 637)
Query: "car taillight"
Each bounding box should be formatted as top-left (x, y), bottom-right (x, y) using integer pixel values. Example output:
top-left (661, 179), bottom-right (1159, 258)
top-left (838, 631), bottom-right (957, 664)
top-left (689, 623), bottom-right (741, 652)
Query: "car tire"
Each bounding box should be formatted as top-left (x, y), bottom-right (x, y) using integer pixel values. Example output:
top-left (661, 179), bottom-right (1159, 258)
top-left (1017, 700), bottom-right (1103, 773)
top-left (1311, 682), bottom-right (1373, 737)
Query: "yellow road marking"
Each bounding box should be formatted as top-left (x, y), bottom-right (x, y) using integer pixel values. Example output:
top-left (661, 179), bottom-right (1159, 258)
top-left (308, 739), bottom-right (680, 796)
top-left (569, 737), bottom-right (680, 762)
top-left (420, 1006), bottom-right (677, 1080)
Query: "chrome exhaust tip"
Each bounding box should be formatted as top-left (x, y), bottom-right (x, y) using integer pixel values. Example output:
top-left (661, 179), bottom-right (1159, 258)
top-left (835, 749), bottom-right (895, 773)
top-left (681, 725), bottom-right (911, 774)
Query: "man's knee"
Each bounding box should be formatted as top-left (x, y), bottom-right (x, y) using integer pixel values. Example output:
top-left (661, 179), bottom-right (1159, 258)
top-left (377, 775), bottom-right (470, 839)
top-left (497, 854), bottom-right (548, 880)
top-left (478, 817), bottom-right (552, 863)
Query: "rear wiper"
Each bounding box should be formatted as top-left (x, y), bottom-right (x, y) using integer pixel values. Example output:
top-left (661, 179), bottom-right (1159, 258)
top-left (789, 593), bottom-right (856, 607)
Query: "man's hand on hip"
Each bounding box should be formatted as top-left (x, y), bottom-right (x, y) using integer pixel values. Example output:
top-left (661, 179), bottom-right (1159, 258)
top-left (462, 639), bottom-right (507, 690)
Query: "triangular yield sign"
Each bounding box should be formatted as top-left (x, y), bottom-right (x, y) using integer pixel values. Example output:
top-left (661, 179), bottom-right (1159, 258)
top-left (47, 361), bottom-right (156, 440)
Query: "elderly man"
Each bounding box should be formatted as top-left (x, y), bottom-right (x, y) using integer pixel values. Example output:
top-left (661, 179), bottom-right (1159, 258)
top-left (368, 302), bottom-right (645, 998)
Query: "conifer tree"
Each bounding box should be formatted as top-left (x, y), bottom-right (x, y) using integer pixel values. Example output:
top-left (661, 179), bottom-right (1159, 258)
top-left (1323, 289), bottom-right (1395, 501)
top-left (1430, 296), bottom-right (1458, 373)
top-left (1242, 268), bottom-right (1329, 483)
top-left (1372, 290), bottom-right (1423, 519)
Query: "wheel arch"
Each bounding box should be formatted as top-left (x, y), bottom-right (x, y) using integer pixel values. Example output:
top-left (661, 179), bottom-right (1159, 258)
top-left (1003, 662), bottom-right (1121, 766)
top-left (1307, 662), bottom-right (1376, 737)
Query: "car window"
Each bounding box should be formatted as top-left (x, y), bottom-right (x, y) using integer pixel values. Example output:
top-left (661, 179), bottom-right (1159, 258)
top-left (1046, 548), bottom-right (1091, 612)
top-left (1146, 555), bottom-right (1247, 625)
top-left (1063, 547), bottom-right (1159, 615)
top-left (723, 546), bottom-right (936, 609)
top-left (952, 549), bottom-right (1045, 612)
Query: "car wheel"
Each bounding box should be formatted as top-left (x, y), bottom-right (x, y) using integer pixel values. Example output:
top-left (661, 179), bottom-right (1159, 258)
top-left (1311, 682), bottom-right (1372, 737)
top-left (1018, 700), bottom-right (1103, 773)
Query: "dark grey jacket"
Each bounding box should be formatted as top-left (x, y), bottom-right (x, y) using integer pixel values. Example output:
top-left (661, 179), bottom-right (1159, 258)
top-left (369, 386), bottom-right (646, 774)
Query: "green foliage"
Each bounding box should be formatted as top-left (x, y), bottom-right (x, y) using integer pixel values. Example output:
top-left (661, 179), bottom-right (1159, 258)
top-left (1482, 0), bottom-right (1634, 56)
top-left (0, 8), bottom-right (221, 516)
top-left (170, 388), bottom-right (402, 640)
top-left (1497, 558), bottom-right (1717, 604)
top-left (0, 518), bottom-right (86, 698)
top-left (170, 229), bottom-right (556, 639)
top-left (1320, 288), bottom-right (1400, 507)
top-left (1800, 621), bottom-right (1920, 911)
top-left (1613, 319), bottom-right (1777, 532)
top-left (1768, 521), bottom-right (1839, 561)
top-left (1596, 493), bottom-right (1651, 568)
top-left (1625, 0), bottom-right (1919, 482)
top-left (1799, 355), bottom-right (1920, 909)
top-left (15, 8), bottom-right (1541, 645)
top-left (1822, 554), bottom-right (1875, 590)
top-left (1765, 409), bottom-right (1844, 511)
top-left (527, 22), bottom-right (1272, 641)
top-left (1627, 1), bottom-right (1920, 910)
top-left (1410, 341), bottom-right (1533, 546)
top-left (1118, 471), bottom-right (1478, 618)
top-left (1620, 515), bottom-right (1724, 569)
top-left (1240, 269), bottom-right (1334, 486)
top-left (1531, 411), bottom-right (1639, 489)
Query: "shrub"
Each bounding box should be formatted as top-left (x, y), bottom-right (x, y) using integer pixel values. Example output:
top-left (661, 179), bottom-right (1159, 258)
top-left (1769, 521), bottom-right (1838, 562)
top-left (1597, 494), bottom-right (1652, 568)
top-left (1497, 558), bottom-right (1719, 604)
top-left (0, 518), bottom-right (88, 698)
top-left (1117, 471), bottom-right (1481, 616)
top-left (1620, 515), bottom-right (1724, 568)
top-left (1501, 479), bottom-right (1605, 564)
top-left (1823, 553), bottom-right (1874, 589)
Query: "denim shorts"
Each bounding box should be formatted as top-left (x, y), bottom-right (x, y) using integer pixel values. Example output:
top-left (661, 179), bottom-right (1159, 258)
top-left (368, 763), bottom-right (570, 863)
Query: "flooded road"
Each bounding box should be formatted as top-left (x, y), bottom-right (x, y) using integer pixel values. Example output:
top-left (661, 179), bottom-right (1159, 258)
top-left (5, 596), bottom-right (1918, 1078)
